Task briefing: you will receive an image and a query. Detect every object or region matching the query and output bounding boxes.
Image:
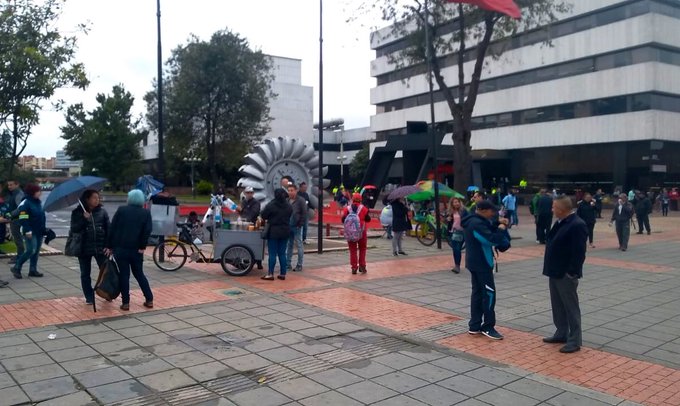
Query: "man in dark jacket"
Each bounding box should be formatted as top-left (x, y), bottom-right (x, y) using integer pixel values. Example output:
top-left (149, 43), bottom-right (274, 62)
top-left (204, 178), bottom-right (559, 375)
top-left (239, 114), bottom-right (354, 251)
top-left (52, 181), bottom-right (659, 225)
top-left (543, 196), bottom-right (588, 353)
top-left (634, 192), bottom-right (652, 235)
top-left (237, 186), bottom-right (261, 224)
top-left (462, 200), bottom-right (511, 340)
top-left (610, 193), bottom-right (634, 251)
top-left (298, 182), bottom-right (315, 244)
top-left (286, 184), bottom-right (306, 272)
top-left (576, 193), bottom-right (597, 248)
top-left (536, 189), bottom-right (553, 244)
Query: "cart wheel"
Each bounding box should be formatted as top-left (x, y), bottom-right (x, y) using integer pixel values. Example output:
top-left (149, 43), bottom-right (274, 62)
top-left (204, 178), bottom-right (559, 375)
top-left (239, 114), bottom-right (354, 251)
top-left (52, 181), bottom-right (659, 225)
top-left (220, 245), bottom-right (254, 276)
top-left (153, 241), bottom-right (187, 271)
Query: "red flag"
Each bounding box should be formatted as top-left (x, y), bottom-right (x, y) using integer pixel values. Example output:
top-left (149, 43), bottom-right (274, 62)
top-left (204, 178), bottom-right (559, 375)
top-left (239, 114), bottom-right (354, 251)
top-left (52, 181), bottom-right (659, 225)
top-left (447, 0), bottom-right (521, 19)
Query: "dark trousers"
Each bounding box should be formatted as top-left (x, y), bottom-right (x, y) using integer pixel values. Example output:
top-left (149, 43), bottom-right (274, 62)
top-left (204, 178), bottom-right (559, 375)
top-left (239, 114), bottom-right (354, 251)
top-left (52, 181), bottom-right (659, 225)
top-left (536, 214), bottom-right (552, 243)
top-left (448, 238), bottom-right (463, 267)
top-left (586, 222), bottom-right (595, 244)
top-left (114, 248), bottom-right (153, 304)
top-left (636, 214), bottom-right (650, 233)
top-left (267, 238), bottom-right (288, 275)
top-left (615, 221), bottom-right (630, 250)
top-left (468, 268), bottom-right (496, 331)
top-left (595, 203), bottom-right (602, 218)
top-left (548, 276), bottom-right (582, 347)
top-left (10, 221), bottom-right (24, 256)
top-left (662, 203), bottom-right (669, 216)
top-left (78, 254), bottom-right (107, 302)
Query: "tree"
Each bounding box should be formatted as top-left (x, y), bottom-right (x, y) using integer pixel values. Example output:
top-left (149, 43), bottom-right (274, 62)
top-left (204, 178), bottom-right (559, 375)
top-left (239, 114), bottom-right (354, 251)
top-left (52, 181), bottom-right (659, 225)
top-left (363, 0), bottom-right (570, 192)
top-left (0, 0), bottom-right (88, 176)
top-left (145, 29), bottom-right (275, 186)
top-left (61, 85), bottom-right (145, 189)
top-left (349, 143), bottom-right (370, 181)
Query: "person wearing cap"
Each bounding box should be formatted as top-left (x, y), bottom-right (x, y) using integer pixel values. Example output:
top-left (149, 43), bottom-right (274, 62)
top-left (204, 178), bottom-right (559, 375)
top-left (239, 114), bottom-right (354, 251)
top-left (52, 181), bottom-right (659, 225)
top-left (461, 200), bottom-right (511, 340)
top-left (341, 193), bottom-right (372, 274)
top-left (11, 183), bottom-right (46, 279)
top-left (286, 183), bottom-right (306, 272)
top-left (237, 187), bottom-right (263, 270)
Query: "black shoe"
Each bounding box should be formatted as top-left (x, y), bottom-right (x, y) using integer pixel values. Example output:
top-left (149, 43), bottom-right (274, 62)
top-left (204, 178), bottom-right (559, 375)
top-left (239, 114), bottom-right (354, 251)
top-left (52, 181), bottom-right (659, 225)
top-left (559, 344), bottom-right (580, 353)
top-left (393, 252), bottom-right (398, 256)
top-left (636, 232), bottom-right (643, 235)
top-left (0, 279), bottom-right (8, 286)
top-left (397, 251), bottom-right (407, 255)
top-left (28, 271), bottom-right (43, 277)
top-left (359, 266), bottom-right (367, 274)
top-left (277, 275), bottom-right (286, 280)
top-left (351, 268), bottom-right (357, 275)
top-left (11, 270), bottom-right (22, 279)
top-left (542, 336), bottom-right (567, 344)
top-left (647, 231), bottom-right (651, 235)
top-left (257, 263), bottom-right (263, 270)
top-left (293, 266), bottom-right (302, 272)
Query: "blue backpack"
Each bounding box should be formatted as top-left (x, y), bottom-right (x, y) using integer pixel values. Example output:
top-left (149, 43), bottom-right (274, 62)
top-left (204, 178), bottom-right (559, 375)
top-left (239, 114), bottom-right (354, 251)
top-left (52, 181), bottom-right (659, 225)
top-left (343, 205), bottom-right (364, 242)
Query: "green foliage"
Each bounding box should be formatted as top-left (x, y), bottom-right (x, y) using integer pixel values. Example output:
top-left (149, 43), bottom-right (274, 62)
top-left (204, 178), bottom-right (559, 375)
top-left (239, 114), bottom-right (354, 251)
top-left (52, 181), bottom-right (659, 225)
top-left (61, 85), bottom-right (145, 189)
top-left (358, 0), bottom-right (570, 192)
top-left (196, 180), bottom-right (214, 195)
top-left (145, 29), bottom-right (275, 186)
top-left (349, 143), bottom-right (370, 181)
top-left (0, 0), bottom-right (88, 176)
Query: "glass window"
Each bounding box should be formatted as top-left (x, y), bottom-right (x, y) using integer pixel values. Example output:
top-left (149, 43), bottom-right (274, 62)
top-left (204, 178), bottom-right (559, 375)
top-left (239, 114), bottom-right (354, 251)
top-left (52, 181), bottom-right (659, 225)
top-left (537, 106), bottom-right (557, 122)
top-left (595, 54), bottom-right (615, 70)
top-left (652, 94), bottom-right (680, 113)
top-left (478, 79), bottom-right (497, 93)
top-left (575, 15), bottom-right (595, 31)
top-left (498, 113), bottom-right (512, 127)
top-left (536, 65), bottom-right (558, 81)
top-left (614, 52), bottom-right (632, 67)
top-left (558, 59), bottom-right (594, 76)
top-left (594, 96), bottom-right (627, 115)
top-left (631, 94), bottom-right (651, 111)
top-left (596, 7), bottom-right (626, 26)
top-left (574, 102), bottom-right (591, 118)
top-left (628, 1), bottom-right (650, 17)
top-left (522, 109), bottom-right (540, 124)
top-left (631, 47), bottom-right (653, 64)
top-left (559, 104), bottom-right (576, 119)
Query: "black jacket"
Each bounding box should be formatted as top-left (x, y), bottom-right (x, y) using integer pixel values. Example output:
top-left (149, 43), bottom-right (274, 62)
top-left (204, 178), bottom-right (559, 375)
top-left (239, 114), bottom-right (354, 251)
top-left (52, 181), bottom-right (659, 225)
top-left (537, 195), bottom-right (553, 216)
top-left (70, 205), bottom-right (110, 257)
top-left (611, 202), bottom-right (634, 223)
top-left (106, 205), bottom-right (152, 251)
top-left (576, 200), bottom-right (597, 225)
top-left (289, 195), bottom-right (307, 227)
top-left (298, 191), bottom-right (315, 210)
top-left (239, 198), bottom-right (261, 224)
top-left (391, 200), bottom-right (411, 232)
top-left (543, 213), bottom-right (588, 279)
top-left (462, 213), bottom-right (511, 273)
top-left (261, 199), bottom-right (293, 240)
top-left (635, 197), bottom-right (652, 215)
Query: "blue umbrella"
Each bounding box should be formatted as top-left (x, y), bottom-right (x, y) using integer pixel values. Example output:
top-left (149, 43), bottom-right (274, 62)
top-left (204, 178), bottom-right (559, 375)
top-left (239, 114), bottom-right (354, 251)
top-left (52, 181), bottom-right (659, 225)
top-left (43, 176), bottom-right (108, 212)
top-left (467, 185), bottom-right (480, 192)
top-left (135, 175), bottom-right (164, 198)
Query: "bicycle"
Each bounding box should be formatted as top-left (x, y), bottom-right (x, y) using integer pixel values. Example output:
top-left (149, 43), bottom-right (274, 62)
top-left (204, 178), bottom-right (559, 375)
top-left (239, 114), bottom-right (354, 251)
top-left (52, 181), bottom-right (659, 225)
top-left (152, 223), bottom-right (214, 272)
top-left (413, 210), bottom-right (449, 246)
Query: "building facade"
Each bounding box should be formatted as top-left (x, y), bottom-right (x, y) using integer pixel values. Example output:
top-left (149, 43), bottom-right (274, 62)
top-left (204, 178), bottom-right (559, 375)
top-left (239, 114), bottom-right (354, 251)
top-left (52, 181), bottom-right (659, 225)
top-left (369, 0), bottom-right (680, 192)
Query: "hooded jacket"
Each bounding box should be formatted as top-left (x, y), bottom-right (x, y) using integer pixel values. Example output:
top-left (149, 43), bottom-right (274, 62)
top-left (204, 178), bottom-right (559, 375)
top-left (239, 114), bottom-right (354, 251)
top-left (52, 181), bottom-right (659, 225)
top-left (462, 213), bottom-right (511, 273)
top-left (17, 196), bottom-right (46, 236)
top-left (70, 205), bottom-right (110, 257)
top-left (261, 189), bottom-right (293, 240)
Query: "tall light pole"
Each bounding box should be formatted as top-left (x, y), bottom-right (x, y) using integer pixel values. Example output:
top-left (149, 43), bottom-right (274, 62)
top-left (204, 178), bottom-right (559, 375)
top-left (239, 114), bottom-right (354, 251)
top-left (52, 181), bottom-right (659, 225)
top-left (317, 0), bottom-right (324, 254)
top-left (183, 157), bottom-right (201, 199)
top-left (156, 0), bottom-right (165, 182)
top-left (424, 0), bottom-right (442, 249)
top-left (336, 125), bottom-right (346, 186)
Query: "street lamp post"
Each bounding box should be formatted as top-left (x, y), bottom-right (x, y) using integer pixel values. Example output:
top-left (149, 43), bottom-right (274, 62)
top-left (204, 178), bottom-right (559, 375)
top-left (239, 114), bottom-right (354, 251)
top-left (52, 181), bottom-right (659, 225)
top-left (183, 157), bottom-right (201, 199)
top-left (337, 155), bottom-right (347, 186)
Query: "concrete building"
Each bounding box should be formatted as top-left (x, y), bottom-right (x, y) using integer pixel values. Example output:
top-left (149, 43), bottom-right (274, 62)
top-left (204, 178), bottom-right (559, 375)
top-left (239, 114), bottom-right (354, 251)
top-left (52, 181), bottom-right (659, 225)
top-left (54, 150), bottom-right (82, 170)
top-left (20, 155), bottom-right (56, 170)
top-left (313, 126), bottom-right (374, 187)
top-left (369, 0), bottom-right (680, 192)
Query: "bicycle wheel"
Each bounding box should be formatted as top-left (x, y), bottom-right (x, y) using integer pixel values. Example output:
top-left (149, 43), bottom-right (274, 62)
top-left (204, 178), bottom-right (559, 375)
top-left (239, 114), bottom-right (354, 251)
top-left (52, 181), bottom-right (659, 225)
top-left (153, 241), bottom-right (188, 271)
top-left (415, 222), bottom-right (436, 246)
top-left (220, 245), bottom-right (254, 276)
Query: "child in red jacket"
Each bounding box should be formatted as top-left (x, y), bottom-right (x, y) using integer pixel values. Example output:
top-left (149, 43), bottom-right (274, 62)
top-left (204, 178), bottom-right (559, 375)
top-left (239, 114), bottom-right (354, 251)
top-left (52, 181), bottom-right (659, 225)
top-left (342, 193), bottom-right (372, 274)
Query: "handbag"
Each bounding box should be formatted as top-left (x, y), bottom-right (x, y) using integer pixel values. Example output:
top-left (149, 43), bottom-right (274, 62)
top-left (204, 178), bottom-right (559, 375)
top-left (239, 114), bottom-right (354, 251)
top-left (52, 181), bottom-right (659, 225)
top-left (95, 256), bottom-right (121, 301)
top-left (260, 222), bottom-right (270, 240)
top-left (450, 230), bottom-right (464, 242)
top-left (64, 231), bottom-right (83, 257)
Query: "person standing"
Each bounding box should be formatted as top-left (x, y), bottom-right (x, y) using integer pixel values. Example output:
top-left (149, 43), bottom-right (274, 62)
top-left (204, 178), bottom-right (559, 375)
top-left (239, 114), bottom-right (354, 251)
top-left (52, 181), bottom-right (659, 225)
top-left (447, 197), bottom-right (468, 274)
top-left (11, 184), bottom-right (45, 279)
top-left (6, 179), bottom-right (25, 264)
top-left (260, 188), bottom-right (292, 280)
top-left (390, 198), bottom-right (410, 256)
top-left (461, 200), bottom-right (511, 340)
top-left (542, 196), bottom-right (587, 353)
top-left (342, 193), bottom-right (371, 274)
top-left (501, 191), bottom-right (517, 227)
top-left (298, 182), bottom-right (315, 245)
top-left (635, 192), bottom-right (652, 235)
top-left (237, 186), bottom-right (263, 270)
top-left (105, 190), bottom-right (153, 310)
top-left (576, 193), bottom-right (597, 249)
top-left (286, 184), bottom-right (306, 272)
top-left (610, 193), bottom-right (634, 251)
top-left (536, 189), bottom-right (554, 244)
top-left (70, 190), bottom-right (110, 305)
top-left (660, 188), bottom-right (670, 217)
top-left (594, 189), bottom-right (604, 218)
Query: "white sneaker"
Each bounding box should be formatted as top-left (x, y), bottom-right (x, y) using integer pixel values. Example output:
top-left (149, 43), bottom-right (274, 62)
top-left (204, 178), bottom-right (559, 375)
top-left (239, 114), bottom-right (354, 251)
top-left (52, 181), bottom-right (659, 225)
top-left (303, 240), bottom-right (311, 245)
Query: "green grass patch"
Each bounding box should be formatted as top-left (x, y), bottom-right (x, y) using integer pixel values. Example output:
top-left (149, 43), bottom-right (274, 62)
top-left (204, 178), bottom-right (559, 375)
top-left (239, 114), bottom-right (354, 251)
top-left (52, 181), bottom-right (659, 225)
top-left (0, 241), bottom-right (17, 254)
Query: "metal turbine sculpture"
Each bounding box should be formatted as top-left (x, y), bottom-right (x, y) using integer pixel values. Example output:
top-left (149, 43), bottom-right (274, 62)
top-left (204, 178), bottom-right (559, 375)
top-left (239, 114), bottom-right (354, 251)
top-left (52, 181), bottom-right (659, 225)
top-left (237, 137), bottom-right (329, 208)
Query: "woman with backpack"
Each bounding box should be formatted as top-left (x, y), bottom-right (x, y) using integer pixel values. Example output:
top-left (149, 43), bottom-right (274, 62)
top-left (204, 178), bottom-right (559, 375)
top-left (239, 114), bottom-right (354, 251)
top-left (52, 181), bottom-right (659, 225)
top-left (341, 193), bottom-right (371, 274)
top-left (70, 189), bottom-right (110, 305)
top-left (391, 197), bottom-right (411, 256)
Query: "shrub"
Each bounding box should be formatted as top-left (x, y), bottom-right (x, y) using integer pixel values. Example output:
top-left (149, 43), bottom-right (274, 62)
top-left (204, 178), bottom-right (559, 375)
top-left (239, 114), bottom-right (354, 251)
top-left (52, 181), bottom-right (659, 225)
top-left (196, 180), bottom-right (214, 195)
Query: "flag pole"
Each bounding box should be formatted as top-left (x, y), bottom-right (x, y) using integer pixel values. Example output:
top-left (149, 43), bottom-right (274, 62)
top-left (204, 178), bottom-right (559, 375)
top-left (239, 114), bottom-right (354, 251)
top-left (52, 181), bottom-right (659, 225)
top-left (317, 0), bottom-right (324, 254)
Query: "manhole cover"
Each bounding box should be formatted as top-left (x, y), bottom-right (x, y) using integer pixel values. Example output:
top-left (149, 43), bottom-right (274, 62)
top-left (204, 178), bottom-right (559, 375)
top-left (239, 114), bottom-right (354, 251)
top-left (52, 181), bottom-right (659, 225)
top-left (222, 289), bottom-right (244, 296)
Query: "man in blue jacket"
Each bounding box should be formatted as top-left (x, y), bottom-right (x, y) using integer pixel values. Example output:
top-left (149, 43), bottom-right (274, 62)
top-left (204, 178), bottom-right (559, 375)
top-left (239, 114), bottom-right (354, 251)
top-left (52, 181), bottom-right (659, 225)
top-left (462, 200), bottom-right (511, 340)
top-left (543, 196), bottom-right (588, 353)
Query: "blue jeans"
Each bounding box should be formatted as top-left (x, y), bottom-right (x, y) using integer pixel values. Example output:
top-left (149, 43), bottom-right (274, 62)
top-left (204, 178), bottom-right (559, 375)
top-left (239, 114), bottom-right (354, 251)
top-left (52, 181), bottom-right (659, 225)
top-left (287, 226), bottom-right (304, 269)
top-left (267, 238), bottom-right (288, 275)
top-left (448, 238), bottom-right (463, 267)
top-left (302, 215), bottom-right (309, 241)
top-left (78, 254), bottom-right (107, 302)
top-left (14, 234), bottom-right (43, 274)
top-left (114, 248), bottom-right (153, 304)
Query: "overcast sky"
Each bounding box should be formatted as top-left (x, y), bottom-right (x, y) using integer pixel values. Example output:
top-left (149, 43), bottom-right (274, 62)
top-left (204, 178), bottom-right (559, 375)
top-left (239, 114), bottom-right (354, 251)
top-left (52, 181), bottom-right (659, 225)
top-left (25, 0), bottom-right (379, 157)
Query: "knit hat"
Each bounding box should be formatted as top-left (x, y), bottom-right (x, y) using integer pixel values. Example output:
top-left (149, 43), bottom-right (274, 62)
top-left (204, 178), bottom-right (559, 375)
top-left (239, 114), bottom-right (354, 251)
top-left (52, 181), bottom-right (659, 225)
top-left (23, 183), bottom-right (41, 196)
